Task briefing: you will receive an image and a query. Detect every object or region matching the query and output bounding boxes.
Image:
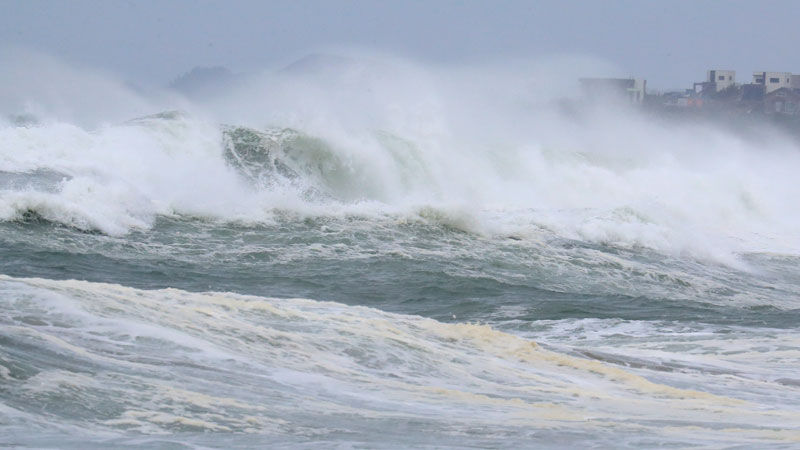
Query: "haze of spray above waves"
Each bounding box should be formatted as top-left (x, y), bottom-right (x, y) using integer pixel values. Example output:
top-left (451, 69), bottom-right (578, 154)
top-left (2, 49), bottom-right (800, 264)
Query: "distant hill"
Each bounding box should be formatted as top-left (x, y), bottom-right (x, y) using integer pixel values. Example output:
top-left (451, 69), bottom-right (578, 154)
top-left (169, 66), bottom-right (239, 97)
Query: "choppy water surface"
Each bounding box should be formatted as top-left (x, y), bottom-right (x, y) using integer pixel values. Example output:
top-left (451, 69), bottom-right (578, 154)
top-left (2, 54), bottom-right (800, 448)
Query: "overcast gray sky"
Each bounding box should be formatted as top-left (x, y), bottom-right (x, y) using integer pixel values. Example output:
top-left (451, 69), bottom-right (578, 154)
top-left (2, 0), bottom-right (799, 90)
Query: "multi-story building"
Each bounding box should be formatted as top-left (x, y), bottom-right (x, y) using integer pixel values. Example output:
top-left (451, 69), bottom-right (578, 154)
top-left (693, 69), bottom-right (736, 94)
top-left (706, 70), bottom-right (736, 91)
top-left (753, 71), bottom-right (793, 93)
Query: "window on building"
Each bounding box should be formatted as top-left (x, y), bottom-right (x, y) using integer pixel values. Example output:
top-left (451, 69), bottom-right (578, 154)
top-left (718, 75), bottom-right (725, 80)
top-left (770, 78), bottom-right (780, 83)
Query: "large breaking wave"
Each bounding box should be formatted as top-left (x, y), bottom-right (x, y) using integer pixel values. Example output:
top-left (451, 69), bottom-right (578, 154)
top-left (2, 50), bottom-right (800, 262)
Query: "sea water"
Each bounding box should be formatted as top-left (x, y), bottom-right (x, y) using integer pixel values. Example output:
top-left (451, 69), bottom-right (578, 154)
top-left (1, 52), bottom-right (800, 448)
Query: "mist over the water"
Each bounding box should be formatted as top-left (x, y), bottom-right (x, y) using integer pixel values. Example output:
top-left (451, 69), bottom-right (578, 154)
top-left (2, 49), bottom-right (799, 263)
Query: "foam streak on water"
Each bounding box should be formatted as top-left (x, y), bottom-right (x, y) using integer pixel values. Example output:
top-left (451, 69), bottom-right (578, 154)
top-left (1, 275), bottom-right (799, 448)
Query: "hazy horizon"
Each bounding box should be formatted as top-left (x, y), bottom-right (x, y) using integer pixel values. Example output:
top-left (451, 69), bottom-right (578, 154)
top-left (3, 0), bottom-right (800, 90)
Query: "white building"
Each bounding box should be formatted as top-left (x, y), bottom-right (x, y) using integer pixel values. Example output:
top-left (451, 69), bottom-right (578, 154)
top-left (753, 71), bottom-right (793, 93)
top-left (706, 70), bottom-right (736, 91)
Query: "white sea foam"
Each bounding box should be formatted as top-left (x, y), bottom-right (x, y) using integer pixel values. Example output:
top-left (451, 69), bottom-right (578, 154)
top-left (1, 274), bottom-right (799, 446)
top-left (2, 49), bottom-right (800, 261)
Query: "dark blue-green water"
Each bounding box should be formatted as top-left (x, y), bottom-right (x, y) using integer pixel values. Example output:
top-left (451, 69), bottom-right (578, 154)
top-left (3, 212), bottom-right (800, 448)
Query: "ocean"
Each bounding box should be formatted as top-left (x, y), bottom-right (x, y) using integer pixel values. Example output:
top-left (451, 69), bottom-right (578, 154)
top-left (2, 54), bottom-right (800, 448)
